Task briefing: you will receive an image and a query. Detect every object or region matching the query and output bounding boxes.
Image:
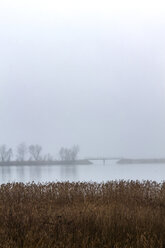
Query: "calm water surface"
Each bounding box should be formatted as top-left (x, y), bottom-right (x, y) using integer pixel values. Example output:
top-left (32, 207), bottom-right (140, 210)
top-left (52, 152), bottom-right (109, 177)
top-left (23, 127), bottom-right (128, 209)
top-left (0, 160), bottom-right (165, 184)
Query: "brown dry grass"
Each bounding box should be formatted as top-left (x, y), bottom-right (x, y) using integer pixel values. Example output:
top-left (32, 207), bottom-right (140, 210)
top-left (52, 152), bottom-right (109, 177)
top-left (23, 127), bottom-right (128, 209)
top-left (0, 181), bottom-right (165, 248)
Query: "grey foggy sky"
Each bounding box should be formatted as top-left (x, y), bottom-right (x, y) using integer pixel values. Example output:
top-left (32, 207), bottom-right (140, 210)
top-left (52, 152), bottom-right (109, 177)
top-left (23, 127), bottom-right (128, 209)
top-left (0, 0), bottom-right (165, 158)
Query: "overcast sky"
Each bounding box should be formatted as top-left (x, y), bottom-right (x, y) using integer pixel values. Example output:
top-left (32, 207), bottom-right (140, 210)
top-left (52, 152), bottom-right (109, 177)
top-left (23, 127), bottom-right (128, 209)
top-left (0, 0), bottom-right (165, 158)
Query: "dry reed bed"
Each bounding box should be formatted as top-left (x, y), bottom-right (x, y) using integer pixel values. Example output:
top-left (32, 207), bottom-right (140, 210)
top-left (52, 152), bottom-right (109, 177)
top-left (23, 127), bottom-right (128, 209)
top-left (0, 181), bottom-right (165, 248)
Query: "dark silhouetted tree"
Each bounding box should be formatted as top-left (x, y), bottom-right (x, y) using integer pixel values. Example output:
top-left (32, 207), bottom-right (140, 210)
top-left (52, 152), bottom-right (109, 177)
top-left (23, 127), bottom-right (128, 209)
top-left (70, 145), bottom-right (79, 160)
top-left (59, 145), bottom-right (79, 161)
top-left (0, 145), bottom-right (13, 162)
top-left (29, 144), bottom-right (42, 161)
top-left (16, 143), bottom-right (27, 161)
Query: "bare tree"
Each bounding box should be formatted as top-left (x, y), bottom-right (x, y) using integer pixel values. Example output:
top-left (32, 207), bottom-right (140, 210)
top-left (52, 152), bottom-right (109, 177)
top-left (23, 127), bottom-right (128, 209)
top-left (16, 143), bottom-right (27, 161)
top-left (0, 145), bottom-right (13, 162)
top-left (59, 147), bottom-right (65, 161)
top-left (70, 145), bottom-right (79, 161)
top-left (59, 145), bottom-right (79, 161)
top-left (29, 144), bottom-right (42, 161)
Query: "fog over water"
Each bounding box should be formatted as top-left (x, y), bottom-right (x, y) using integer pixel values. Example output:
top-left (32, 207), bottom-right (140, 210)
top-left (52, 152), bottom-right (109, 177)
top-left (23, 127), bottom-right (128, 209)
top-left (0, 0), bottom-right (165, 159)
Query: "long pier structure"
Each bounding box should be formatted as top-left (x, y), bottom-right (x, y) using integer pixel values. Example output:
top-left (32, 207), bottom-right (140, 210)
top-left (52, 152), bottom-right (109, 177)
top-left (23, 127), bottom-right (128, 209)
top-left (86, 157), bottom-right (122, 164)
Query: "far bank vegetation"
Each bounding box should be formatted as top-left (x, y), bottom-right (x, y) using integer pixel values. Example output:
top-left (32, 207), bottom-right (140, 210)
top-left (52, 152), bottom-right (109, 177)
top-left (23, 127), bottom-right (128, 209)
top-left (0, 144), bottom-right (80, 163)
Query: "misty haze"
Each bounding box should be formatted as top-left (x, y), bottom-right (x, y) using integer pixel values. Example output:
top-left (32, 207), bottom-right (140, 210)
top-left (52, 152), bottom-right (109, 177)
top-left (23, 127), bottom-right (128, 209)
top-left (1, 1), bottom-right (165, 247)
top-left (0, 0), bottom-right (165, 184)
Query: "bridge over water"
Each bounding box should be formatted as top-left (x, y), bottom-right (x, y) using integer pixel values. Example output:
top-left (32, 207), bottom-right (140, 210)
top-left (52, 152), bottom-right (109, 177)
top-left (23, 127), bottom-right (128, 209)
top-left (86, 157), bottom-right (122, 164)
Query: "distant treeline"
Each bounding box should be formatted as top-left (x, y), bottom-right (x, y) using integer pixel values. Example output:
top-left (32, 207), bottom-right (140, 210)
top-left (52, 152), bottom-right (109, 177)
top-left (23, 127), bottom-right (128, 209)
top-left (0, 144), bottom-right (80, 162)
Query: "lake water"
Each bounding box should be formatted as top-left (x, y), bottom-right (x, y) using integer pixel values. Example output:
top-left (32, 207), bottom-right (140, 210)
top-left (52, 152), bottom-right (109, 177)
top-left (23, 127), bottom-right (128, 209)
top-left (0, 160), bottom-right (165, 184)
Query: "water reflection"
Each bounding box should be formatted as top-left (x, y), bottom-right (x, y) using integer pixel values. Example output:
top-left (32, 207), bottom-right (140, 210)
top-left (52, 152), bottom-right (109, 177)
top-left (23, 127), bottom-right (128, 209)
top-left (0, 162), bottom-right (165, 184)
top-left (16, 166), bottom-right (25, 180)
top-left (0, 166), bottom-right (11, 183)
top-left (60, 165), bottom-right (77, 181)
top-left (29, 166), bottom-right (42, 181)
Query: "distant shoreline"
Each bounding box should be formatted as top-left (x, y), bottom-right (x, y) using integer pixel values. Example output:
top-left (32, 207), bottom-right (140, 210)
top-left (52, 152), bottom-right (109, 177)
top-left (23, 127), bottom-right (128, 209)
top-left (117, 158), bottom-right (165, 164)
top-left (0, 159), bottom-right (92, 166)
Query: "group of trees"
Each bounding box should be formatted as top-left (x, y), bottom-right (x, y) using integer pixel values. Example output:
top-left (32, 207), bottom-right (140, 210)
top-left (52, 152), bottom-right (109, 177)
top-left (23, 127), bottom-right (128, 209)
top-left (0, 144), bottom-right (80, 162)
top-left (0, 144), bottom-right (43, 162)
top-left (59, 145), bottom-right (79, 161)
